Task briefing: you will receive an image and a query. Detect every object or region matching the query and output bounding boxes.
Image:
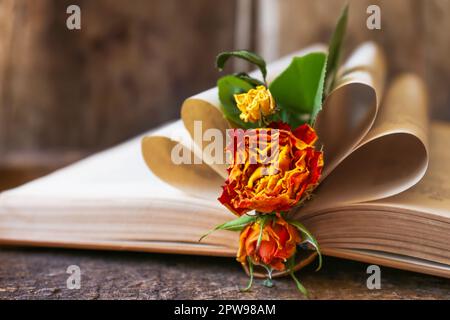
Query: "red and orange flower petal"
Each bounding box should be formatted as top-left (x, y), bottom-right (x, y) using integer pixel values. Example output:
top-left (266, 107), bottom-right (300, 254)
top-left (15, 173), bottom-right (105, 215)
top-left (219, 123), bottom-right (323, 216)
top-left (237, 215), bottom-right (302, 271)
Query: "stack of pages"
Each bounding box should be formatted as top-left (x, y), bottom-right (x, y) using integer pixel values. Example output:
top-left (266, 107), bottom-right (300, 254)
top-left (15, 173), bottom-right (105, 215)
top-left (0, 43), bottom-right (449, 278)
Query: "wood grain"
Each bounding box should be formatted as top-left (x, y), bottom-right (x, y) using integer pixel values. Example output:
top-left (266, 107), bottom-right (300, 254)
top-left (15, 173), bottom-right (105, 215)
top-left (0, 0), bottom-right (448, 159)
top-left (424, 0), bottom-right (450, 120)
top-left (0, 247), bottom-right (448, 299)
top-left (0, 150), bottom-right (85, 191)
top-left (0, 0), bottom-right (236, 153)
top-left (259, 0), bottom-right (449, 120)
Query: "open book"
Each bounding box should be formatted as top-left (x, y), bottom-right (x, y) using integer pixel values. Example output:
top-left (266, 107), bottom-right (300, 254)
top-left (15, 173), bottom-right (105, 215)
top-left (0, 43), bottom-right (449, 278)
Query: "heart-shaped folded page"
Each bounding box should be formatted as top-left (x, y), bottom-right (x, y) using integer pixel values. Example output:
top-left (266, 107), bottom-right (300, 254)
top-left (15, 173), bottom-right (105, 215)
top-left (143, 44), bottom-right (328, 200)
top-left (142, 42), bottom-right (421, 208)
top-left (303, 74), bottom-right (429, 214)
top-left (141, 122), bottom-right (223, 200)
top-left (180, 44), bottom-right (327, 180)
top-left (141, 42), bottom-right (430, 279)
top-left (316, 42), bottom-right (386, 178)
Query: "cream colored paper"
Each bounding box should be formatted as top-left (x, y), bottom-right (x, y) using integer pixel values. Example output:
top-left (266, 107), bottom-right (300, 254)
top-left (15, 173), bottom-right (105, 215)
top-left (305, 74), bottom-right (429, 212)
top-left (316, 42), bottom-right (386, 178)
top-left (143, 42), bottom-right (391, 203)
top-left (0, 43), bottom-right (449, 280)
top-left (0, 121), bottom-right (448, 278)
top-left (138, 43), bottom-right (448, 278)
top-left (179, 44), bottom-right (327, 179)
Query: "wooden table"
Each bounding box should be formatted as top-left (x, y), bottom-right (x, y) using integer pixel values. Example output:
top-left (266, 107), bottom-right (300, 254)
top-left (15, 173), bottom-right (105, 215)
top-left (0, 247), bottom-right (448, 300)
top-left (0, 160), bottom-right (449, 300)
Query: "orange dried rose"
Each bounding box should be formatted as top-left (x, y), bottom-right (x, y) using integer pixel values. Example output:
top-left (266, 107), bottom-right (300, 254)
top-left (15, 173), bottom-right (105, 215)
top-left (219, 122), bottom-right (323, 216)
top-left (237, 215), bottom-right (301, 271)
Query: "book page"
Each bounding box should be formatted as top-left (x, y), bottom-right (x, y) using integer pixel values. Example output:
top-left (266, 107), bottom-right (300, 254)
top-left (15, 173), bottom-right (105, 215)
top-left (143, 44), bottom-right (329, 197)
top-left (316, 42), bottom-right (386, 178)
top-left (149, 43), bottom-right (389, 203)
top-left (304, 74), bottom-right (430, 212)
top-left (0, 121), bottom-right (199, 203)
top-left (180, 44), bottom-right (327, 179)
top-left (0, 120), bottom-right (235, 256)
top-left (142, 132), bottom-right (223, 200)
top-left (372, 122), bottom-right (450, 219)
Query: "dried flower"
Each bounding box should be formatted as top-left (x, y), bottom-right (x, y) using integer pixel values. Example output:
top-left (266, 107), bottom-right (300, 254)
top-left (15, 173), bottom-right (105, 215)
top-left (234, 86), bottom-right (276, 123)
top-left (219, 123), bottom-right (323, 215)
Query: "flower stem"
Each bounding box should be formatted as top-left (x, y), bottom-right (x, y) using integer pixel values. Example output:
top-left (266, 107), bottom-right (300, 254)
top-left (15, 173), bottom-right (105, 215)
top-left (241, 257), bottom-right (254, 292)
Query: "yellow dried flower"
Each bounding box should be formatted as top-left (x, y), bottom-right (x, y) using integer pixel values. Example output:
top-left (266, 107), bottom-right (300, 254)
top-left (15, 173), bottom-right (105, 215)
top-left (234, 85), bottom-right (276, 123)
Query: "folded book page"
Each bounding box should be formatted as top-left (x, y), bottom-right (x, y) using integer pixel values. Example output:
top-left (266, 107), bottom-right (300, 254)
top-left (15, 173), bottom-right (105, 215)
top-left (373, 122), bottom-right (450, 219)
top-left (141, 42), bottom-right (445, 279)
top-left (0, 120), bottom-right (237, 256)
top-left (144, 42), bottom-right (430, 215)
top-left (292, 76), bottom-right (449, 277)
top-left (305, 74), bottom-right (430, 212)
top-left (142, 42), bottom-right (393, 206)
top-left (316, 42), bottom-right (386, 178)
top-left (142, 44), bottom-right (327, 198)
top-left (1, 42), bottom-right (446, 279)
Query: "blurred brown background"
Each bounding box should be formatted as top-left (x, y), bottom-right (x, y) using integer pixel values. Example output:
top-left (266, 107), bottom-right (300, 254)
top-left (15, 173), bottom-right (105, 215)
top-left (0, 0), bottom-right (449, 190)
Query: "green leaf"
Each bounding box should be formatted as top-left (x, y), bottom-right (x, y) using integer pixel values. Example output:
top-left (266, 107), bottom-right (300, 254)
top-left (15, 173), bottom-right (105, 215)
top-left (274, 109), bottom-right (311, 128)
top-left (269, 52), bottom-right (327, 125)
top-left (241, 257), bottom-right (254, 292)
top-left (287, 256), bottom-right (309, 297)
top-left (255, 215), bottom-right (271, 251)
top-left (287, 220), bottom-right (322, 271)
top-left (234, 72), bottom-right (265, 87)
top-left (325, 4), bottom-right (349, 95)
top-left (216, 50), bottom-right (267, 82)
top-left (291, 273), bottom-right (308, 297)
top-left (199, 214), bottom-right (256, 242)
top-left (217, 75), bottom-right (257, 129)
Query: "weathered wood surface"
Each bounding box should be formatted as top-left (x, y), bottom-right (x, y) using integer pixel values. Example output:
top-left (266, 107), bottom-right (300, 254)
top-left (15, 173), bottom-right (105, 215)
top-left (0, 0), bottom-right (236, 153)
top-left (0, 1), bottom-right (449, 300)
top-left (0, 247), bottom-right (449, 300)
top-left (0, 150), bottom-right (85, 191)
top-left (1, 0), bottom-right (449, 160)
